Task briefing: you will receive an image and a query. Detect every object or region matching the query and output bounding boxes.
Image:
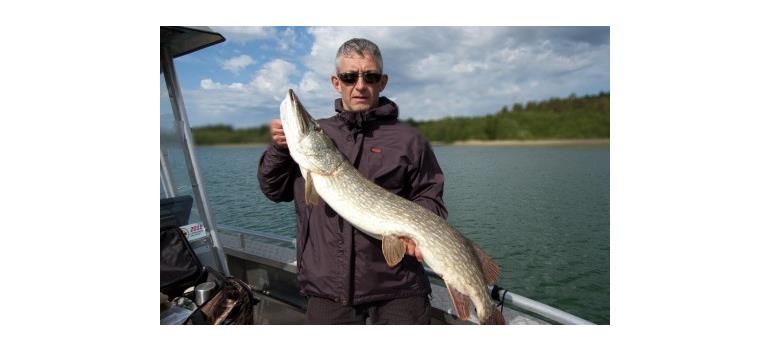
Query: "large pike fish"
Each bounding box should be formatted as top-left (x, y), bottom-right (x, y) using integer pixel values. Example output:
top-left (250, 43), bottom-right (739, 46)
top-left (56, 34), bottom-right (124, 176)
top-left (280, 89), bottom-right (505, 325)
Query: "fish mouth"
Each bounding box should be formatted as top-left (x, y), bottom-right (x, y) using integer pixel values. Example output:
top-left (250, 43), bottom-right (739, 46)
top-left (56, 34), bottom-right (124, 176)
top-left (288, 89), bottom-right (313, 136)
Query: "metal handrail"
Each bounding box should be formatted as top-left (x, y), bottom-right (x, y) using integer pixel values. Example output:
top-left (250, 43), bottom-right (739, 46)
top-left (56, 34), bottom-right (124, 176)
top-left (489, 285), bottom-right (594, 325)
top-left (217, 224), bottom-right (296, 246)
top-left (215, 224), bottom-right (594, 325)
top-left (422, 268), bottom-right (593, 325)
top-left (161, 45), bottom-right (229, 276)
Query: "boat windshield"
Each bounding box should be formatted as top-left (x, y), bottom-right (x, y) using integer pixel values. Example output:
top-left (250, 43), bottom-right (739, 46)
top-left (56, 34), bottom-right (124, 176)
top-left (160, 72), bottom-right (202, 224)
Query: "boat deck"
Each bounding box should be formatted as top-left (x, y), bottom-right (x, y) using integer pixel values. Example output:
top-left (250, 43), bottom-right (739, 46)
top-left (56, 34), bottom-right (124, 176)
top-left (216, 227), bottom-right (550, 325)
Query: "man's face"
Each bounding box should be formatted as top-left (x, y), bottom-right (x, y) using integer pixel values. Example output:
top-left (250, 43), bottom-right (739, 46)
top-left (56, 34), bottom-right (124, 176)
top-left (331, 53), bottom-right (388, 112)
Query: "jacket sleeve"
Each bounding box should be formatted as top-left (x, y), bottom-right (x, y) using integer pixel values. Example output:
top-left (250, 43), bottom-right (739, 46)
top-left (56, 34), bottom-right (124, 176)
top-left (409, 139), bottom-right (449, 220)
top-left (258, 144), bottom-right (298, 202)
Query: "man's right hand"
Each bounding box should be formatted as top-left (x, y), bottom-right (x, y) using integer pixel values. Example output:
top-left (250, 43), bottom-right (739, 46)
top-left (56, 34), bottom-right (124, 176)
top-left (271, 119), bottom-right (287, 148)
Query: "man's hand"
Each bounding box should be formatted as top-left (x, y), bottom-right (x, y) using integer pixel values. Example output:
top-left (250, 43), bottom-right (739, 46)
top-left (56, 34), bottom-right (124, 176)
top-left (270, 119), bottom-right (287, 148)
top-left (400, 237), bottom-right (423, 262)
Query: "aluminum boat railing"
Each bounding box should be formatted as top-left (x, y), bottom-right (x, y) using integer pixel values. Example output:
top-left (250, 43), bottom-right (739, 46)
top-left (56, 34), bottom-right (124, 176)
top-left (216, 224), bottom-right (594, 325)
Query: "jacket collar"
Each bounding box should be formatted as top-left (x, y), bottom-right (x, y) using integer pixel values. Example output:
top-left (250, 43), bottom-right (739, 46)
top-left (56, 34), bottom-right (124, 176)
top-left (334, 97), bottom-right (398, 131)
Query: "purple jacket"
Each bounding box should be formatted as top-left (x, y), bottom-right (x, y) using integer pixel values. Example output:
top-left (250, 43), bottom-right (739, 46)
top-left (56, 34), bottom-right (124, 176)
top-left (258, 97), bottom-right (447, 305)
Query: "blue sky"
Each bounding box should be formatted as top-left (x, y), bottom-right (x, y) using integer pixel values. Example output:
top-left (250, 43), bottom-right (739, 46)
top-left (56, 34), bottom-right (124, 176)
top-left (169, 26), bottom-right (610, 128)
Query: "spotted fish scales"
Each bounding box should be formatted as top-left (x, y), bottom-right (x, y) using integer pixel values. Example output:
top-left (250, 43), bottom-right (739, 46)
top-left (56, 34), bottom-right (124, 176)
top-left (279, 89), bottom-right (505, 324)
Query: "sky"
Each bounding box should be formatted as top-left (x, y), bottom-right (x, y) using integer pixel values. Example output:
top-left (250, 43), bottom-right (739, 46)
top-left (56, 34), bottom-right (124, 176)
top-left (169, 26), bottom-right (610, 128)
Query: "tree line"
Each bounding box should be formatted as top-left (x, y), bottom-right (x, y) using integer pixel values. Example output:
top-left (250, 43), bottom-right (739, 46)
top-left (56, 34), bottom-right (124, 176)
top-left (191, 92), bottom-right (609, 145)
top-left (191, 124), bottom-right (272, 145)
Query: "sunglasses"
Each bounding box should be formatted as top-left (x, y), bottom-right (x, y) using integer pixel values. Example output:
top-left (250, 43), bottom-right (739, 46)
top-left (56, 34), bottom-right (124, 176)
top-left (337, 71), bottom-right (384, 85)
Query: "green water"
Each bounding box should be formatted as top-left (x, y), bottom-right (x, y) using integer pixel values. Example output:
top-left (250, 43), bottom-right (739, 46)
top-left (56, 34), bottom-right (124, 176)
top-left (189, 145), bottom-right (610, 324)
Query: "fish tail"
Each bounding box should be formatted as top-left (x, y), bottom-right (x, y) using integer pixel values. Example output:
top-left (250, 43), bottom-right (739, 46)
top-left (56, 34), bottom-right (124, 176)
top-left (481, 309), bottom-right (506, 325)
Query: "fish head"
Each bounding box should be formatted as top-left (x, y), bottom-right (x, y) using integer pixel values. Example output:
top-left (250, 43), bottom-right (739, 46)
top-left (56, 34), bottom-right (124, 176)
top-left (280, 89), bottom-right (344, 175)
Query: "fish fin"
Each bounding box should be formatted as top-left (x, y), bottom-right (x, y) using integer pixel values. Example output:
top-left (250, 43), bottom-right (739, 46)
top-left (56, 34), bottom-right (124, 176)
top-left (304, 171), bottom-right (320, 205)
top-left (381, 235), bottom-right (406, 267)
top-left (445, 283), bottom-right (471, 321)
top-left (481, 309), bottom-right (506, 325)
top-left (470, 241), bottom-right (500, 284)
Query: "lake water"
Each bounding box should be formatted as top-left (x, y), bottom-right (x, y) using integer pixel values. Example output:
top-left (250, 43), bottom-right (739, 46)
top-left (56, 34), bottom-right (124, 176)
top-left (190, 144), bottom-right (610, 324)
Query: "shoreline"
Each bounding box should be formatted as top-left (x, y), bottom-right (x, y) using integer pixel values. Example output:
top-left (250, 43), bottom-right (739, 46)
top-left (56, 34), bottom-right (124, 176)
top-left (199, 138), bottom-right (610, 148)
top-left (439, 138), bottom-right (609, 147)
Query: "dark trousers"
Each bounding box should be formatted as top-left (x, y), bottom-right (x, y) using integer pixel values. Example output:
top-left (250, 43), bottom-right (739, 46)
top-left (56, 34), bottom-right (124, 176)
top-left (305, 295), bottom-right (432, 325)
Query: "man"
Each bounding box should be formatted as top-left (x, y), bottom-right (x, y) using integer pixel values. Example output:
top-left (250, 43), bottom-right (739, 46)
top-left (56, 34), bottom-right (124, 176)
top-left (258, 38), bottom-right (447, 324)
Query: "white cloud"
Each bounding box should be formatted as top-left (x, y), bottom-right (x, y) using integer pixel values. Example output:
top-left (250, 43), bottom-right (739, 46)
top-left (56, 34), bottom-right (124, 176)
top-left (200, 79), bottom-right (245, 91)
top-left (221, 54), bottom-right (255, 74)
top-left (250, 59), bottom-right (297, 96)
top-left (211, 26), bottom-right (276, 43)
top-left (451, 62), bottom-right (487, 74)
top-left (182, 27), bottom-right (609, 127)
top-left (303, 27), bottom-right (609, 119)
top-left (299, 71), bottom-right (322, 93)
top-left (185, 59), bottom-right (302, 126)
top-left (277, 27), bottom-right (300, 52)
top-left (199, 78), bottom-right (220, 90)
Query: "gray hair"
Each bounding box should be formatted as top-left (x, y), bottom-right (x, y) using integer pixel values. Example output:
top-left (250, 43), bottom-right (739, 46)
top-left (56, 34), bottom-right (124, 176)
top-left (335, 38), bottom-right (384, 73)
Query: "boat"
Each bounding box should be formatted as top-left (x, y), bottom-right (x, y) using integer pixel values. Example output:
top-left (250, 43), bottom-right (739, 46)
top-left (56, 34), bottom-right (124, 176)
top-left (159, 26), bottom-right (594, 325)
